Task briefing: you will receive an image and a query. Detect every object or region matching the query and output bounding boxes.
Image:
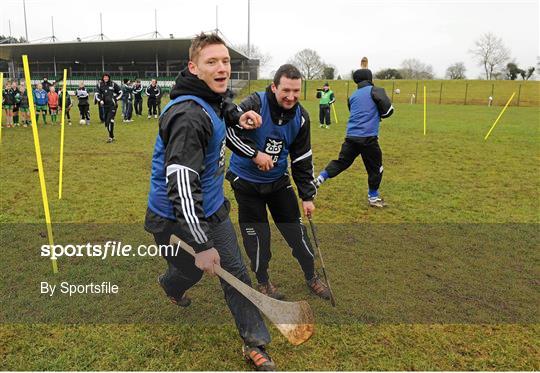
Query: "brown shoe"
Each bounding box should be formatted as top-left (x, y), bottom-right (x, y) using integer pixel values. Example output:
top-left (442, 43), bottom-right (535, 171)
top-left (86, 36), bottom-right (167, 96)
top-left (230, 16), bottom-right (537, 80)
top-left (257, 281), bottom-right (285, 300)
top-left (158, 274), bottom-right (191, 307)
top-left (307, 274), bottom-right (331, 300)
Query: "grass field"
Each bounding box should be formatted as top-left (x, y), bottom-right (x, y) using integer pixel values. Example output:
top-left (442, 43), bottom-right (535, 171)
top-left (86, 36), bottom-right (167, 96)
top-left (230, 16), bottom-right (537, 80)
top-left (0, 89), bottom-right (539, 370)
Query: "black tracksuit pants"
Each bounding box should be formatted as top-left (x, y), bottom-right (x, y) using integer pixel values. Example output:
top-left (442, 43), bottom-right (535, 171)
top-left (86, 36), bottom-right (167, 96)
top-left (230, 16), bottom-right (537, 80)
top-left (325, 136), bottom-right (383, 192)
top-left (134, 96), bottom-right (143, 115)
top-left (319, 104), bottom-right (331, 125)
top-left (103, 104), bottom-right (117, 139)
top-left (227, 171), bottom-right (315, 284)
top-left (152, 204), bottom-right (271, 347)
top-left (78, 104), bottom-right (90, 121)
top-left (147, 97), bottom-right (157, 116)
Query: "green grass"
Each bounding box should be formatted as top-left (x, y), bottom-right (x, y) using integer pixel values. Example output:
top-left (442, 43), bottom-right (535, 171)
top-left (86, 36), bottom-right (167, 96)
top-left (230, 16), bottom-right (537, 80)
top-left (0, 98), bottom-right (538, 370)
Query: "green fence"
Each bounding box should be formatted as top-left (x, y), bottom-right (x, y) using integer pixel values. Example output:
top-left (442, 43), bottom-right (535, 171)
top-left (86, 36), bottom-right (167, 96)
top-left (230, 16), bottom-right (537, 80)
top-left (241, 79), bottom-right (540, 107)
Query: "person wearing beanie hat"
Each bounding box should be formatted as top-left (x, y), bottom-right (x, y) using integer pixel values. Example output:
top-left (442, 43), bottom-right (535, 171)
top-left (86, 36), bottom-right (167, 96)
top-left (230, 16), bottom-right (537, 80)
top-left (95, 73), bottom-right (122, 142)
top-left (316, 82), bottom-right (335, 128)
top-left (314, 63), bottom-right (394, 208)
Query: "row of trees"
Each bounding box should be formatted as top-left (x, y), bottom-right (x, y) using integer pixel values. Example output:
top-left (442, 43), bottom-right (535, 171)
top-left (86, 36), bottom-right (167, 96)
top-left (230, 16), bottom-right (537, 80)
top-left (246, 32), bottom-right (534, 81)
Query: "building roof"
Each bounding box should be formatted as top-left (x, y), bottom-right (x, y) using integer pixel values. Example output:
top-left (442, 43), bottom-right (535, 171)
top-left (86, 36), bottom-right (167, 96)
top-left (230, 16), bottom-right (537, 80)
top-left (0, 38), bottom-right (249, 63)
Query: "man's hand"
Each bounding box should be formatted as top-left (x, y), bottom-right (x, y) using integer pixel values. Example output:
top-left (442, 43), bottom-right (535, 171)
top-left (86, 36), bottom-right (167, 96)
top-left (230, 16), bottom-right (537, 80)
top-left (302, 201), bottom-right (315, 218)
top-left (194, 248), bottom-right (220, 275)
top-left (252, 152), bottom-right (274, 171)
top-left (100, 100), bottom-right (104, 106)
top-left (238, 110), bottom-right (262, 129)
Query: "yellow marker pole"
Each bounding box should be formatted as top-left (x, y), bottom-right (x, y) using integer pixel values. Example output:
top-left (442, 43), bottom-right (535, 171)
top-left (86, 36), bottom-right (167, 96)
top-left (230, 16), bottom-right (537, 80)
top-left (0, 72), bottom-right (3, 141)
top-left (59, 69), bottom-right (67, 199)
top-left (484, 92), bottom-right (516, 141)
top-left (423, 86), bottom-right (427, 135)
top-left (331, 103), bottom-right (339, 124)
top-left (22, 55), bottom-right (58, 274)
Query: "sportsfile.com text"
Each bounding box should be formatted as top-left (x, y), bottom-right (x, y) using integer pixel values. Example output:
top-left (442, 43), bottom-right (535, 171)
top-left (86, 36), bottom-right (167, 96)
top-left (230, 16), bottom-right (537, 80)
top-left (40, 241), bottom-right (181, 260)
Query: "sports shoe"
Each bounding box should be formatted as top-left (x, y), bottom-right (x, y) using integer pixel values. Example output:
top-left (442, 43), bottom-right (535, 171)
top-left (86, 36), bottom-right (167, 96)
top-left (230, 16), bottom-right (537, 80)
top-left (158, 274), bottom-right (191, 307)
top-left (368, 195), bottom-right (387, 208)
top-left (154, 114), bottom-right (158, 119)
top-left (307, 274), bottom-right (331, 300)
top-left (147, 115), bottom-right (151, 119)
top-left (106, 138), bottom-right (114, 143)
top-left (314, 175), bottom-right (325, 188)
top-left (319, 124), bottom-right (324, 128)
top-left (243, 345), bottom-right (276, 371)
top-left (325, 125), bottom-right (329, 129)
top-left (257, 281), bottom-right (285, 300)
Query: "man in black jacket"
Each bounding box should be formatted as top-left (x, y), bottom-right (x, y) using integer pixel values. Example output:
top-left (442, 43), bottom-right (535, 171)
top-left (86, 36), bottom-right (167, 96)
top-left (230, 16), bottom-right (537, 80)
top-left (145, 79), bottom-right (160, 119)
top-left (144, 32), bottom-right (275, 371)
top-left (315, 67), bottom-right (394, 207)
top-left (225, 64), bottom-right (331, 301)
top-left (133, 79), bottom-right (143, 116)
top-left (95, 73), bottom-right (122, 142)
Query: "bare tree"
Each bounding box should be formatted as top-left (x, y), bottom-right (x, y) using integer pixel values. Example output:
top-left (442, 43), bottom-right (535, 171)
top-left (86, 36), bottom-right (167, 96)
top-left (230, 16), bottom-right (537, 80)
top-left (469, 32), bottom-right (510, 80)
top-left (232, 44), bottom-right (272, 71)
top-left (445, 62), bottom-right (467, 79)
top-left (399, 58), bottom-right (434, 79)
top-left (287, 49), bottom-right (326, 80)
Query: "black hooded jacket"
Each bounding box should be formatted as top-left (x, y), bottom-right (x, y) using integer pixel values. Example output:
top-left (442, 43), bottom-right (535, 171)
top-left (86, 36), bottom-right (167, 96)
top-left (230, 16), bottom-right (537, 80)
top-left (225, 85), bottom-right (316, 201)
top-left (144, 69), bottom-right (259, 251)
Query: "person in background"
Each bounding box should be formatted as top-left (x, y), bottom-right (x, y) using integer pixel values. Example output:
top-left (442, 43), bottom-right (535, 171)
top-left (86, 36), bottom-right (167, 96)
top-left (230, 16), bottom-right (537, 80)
top-left (145, 79), bottom-right (160, 119)
top-left (33, 83), bottom-right (48, 125)
top-left (15, 84), bottom-right (30, 127)
top-left (47, 86), bottom-right (59, 125)
top-left (76, 82), bottom-right (91, 125)
top-left (95, 73), bottom-right (122, 143)
top-left (315, 61), bottom-right (394, 208)
top-left (59, 87), bottom-right (73, 125)
top-left (316, 82), bottom-right (335, 128)
top-left (133, 79), bottom-right (143, 116)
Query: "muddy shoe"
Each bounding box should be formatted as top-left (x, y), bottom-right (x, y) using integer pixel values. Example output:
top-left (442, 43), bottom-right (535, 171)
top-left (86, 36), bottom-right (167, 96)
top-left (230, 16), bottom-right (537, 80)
top-left (307, 274), bottom-right (331, 300)
top-left (243, 345), bottom-right (276, 371)
top-left (257, 281), bottom-right (285, 300)
top-left (158, 274), bottom-right (191, 307)
top-left (368, 195), bottom-right (387, 208)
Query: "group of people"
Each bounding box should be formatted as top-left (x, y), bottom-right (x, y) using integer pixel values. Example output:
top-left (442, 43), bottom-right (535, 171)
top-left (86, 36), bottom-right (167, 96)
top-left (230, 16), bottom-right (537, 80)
top-left (145, 33), bottom-right (394, 371)
top-left (2, 75), bottom-right (165, 142)
top-left (2, 78), bottom-right (72, 127)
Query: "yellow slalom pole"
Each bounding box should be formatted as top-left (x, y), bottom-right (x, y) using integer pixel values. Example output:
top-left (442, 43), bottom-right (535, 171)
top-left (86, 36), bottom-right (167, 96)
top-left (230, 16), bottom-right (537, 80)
top-left (0, 72), bottom-right (3, 142)
top-left (331, 103), bottom-right (338, 124)
top-left (484, 92), bottom-right (516, 141)
top-left (423, 86), bottom-right (427, 135)
top-left (59, 69), bottom-right (67, 199)
top-left (22, 55), bottom-right (58, 274)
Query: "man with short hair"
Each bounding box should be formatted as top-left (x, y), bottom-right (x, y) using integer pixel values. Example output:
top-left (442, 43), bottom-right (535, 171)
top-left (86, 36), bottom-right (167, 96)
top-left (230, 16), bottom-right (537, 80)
top-left (132, 79), bottom-right (143, 116)
top-left (144, 32), bottom-right (275, 371)
top-left (145, 79), bottom-right (160, 119)
top-left (225, 64), bottom-right (332, 302)
top-left (95, 73), bottom-right (122, 142)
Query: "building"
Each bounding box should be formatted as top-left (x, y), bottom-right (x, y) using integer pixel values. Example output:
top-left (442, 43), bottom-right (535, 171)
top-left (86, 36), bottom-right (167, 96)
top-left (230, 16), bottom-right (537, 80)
top-left (0, 38), bottom-right (259, 83)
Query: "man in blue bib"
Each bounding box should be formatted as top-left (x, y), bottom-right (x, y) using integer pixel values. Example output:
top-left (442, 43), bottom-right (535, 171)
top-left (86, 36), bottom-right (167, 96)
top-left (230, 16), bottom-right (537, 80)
top-left (315, 66), bottom-right (394, 207)
top-left (226, 64), bottom-right (332, 302)
top-left (145, 33), bottom-right (275, 371)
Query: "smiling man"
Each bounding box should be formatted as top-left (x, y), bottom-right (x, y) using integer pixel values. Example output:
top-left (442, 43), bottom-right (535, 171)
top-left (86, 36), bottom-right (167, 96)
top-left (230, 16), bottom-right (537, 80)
top-left (144, 33), bottom-right (275, 371)
top-left (225, 64), bottom-right (332, 302)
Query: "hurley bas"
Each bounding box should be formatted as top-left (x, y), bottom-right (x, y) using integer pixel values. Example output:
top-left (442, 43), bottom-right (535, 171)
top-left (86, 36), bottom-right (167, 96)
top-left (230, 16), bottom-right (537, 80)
top-left (40, 281), bottom-right (119, 297)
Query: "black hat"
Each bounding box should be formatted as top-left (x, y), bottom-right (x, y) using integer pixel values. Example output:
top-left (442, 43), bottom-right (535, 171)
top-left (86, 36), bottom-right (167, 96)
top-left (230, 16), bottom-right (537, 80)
top-left (323, 82), bottom-right (329, 87)
top-left (353, 69), bottom-right (373, 83)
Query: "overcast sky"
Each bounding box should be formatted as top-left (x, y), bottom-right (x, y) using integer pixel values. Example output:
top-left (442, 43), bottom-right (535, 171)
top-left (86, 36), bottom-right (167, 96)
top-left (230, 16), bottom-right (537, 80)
top-left (2, 0), bottom-right (539, 79)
